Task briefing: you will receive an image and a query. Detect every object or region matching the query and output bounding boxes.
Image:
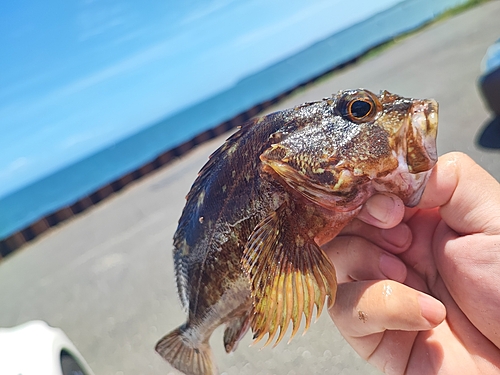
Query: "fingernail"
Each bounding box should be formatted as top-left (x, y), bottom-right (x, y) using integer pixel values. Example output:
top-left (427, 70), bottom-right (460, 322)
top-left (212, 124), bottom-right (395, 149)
top-left (365, 194), bottom-right (397, 225)
top-left (379, 254), bottom-right (407, 282)
top-left (418, 294), bottom-right (446, 326)
top-left (381, 224), bottom-right (411, 248)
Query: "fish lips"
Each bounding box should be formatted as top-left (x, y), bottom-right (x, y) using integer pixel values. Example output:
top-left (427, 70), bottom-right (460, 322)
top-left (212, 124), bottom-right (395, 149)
top-left (406, 99), bottom-right (438, 173)
top-left (400, 99), bottom-right (438, 207)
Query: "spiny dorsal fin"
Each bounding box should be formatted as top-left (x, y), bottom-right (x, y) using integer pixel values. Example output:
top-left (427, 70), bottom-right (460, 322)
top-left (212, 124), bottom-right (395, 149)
top-left (241, 204), bottom-right (337, 347)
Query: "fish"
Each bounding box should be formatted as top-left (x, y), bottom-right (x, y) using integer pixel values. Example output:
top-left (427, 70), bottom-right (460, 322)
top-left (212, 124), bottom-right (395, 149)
top-left (155, 89), bottom-right (438, 375)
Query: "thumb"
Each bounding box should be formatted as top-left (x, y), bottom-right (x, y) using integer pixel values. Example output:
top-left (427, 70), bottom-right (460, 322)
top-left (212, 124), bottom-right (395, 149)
top-left (418, 152), bottom-right (500, 235)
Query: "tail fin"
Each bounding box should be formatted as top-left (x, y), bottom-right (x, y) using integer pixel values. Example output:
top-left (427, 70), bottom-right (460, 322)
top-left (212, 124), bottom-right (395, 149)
top-left (155, 326), bottom-right (217, 375)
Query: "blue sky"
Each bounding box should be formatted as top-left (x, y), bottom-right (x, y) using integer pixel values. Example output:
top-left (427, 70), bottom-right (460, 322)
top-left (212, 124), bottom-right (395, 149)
top-left (0, 0), bottom-right (401, 199)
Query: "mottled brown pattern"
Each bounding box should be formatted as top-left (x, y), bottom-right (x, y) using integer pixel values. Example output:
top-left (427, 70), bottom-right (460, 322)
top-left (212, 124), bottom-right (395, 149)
top-left (156, 89), bottom-right (438, 375)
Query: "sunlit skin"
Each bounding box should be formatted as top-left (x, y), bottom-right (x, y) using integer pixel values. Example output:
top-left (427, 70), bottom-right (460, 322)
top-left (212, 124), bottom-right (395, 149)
top-left (325, 152), bottom-right (500, 375)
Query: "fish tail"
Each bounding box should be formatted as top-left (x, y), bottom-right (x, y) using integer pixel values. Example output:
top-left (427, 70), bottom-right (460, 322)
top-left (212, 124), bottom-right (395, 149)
top-left (156, 325), bottom-right (217, 375)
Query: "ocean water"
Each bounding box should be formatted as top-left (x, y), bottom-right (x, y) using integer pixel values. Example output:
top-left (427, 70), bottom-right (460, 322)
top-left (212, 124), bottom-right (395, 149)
top-left (0, 0), bottom-right (468, 240)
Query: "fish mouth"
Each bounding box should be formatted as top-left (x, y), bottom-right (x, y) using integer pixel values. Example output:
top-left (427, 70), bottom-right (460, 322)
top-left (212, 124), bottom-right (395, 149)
top-left (406, 99), bottom-right (438, 173)
top-left (394, 98), bottom-right (438, 206)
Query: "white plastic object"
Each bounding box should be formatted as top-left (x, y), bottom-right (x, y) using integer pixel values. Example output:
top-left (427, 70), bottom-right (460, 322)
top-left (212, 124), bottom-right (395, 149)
top-left (0, 320), bottom-right (95, 375)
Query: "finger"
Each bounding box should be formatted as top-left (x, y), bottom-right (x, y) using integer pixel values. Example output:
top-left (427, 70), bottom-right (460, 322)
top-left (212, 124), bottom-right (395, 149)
top-left (418, 152), bottom-right (500, 235)
top-left (329, 280), bottom-right (445, 374)
top-left (402, 206), bottom-right (419, 222)
top-left (434, 227), bottom-right (500, 348)
top-left (340, 219), bottom-right (412, 254)
top-left (357, 194), bottom-right (405, 229)
top-left (329, 280), bottom-right (446, 338)
top-left (324, 236), bottom-right (407, 283)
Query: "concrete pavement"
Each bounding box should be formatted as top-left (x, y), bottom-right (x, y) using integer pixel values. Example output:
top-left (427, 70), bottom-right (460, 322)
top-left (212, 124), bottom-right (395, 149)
top-left (1, 2), bottom-right (499, 374)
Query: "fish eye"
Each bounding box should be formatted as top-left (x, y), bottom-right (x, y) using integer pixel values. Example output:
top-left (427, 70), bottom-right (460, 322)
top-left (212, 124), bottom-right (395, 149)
top-left (349, 99), bottom-right (372, 119)
top-left (338, 90), bottom-right (380, 123)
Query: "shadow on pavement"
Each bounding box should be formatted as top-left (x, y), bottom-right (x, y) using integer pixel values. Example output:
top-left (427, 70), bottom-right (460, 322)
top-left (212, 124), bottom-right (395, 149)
top-left (477, 116), bottom-right (500, 149)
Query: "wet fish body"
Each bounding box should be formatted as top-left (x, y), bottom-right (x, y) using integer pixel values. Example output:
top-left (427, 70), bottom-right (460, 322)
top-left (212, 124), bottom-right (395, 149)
top-left (156, 89), bottom-right (438, 375)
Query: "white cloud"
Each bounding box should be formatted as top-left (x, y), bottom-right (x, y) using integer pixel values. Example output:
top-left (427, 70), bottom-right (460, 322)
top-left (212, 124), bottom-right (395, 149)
top-left (179, 0), bottom-right (236, 25)
top-left (77, 2), bottom-right (129, 41)
top-left (60, 132), bottom-right (99, 150)
top-left (0, 157), bottom-right (29, 179)
top-left (1, 38), bottom-right (174, 120)
top-left (79, 16), bottom-right (126, 41)
top-left (231, 0), bottom-right (341, 49)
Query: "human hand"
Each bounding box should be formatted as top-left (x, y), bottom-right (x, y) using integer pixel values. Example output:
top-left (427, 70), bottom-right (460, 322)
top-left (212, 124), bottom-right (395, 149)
top-left (324, 152), bottom-right (500, 375)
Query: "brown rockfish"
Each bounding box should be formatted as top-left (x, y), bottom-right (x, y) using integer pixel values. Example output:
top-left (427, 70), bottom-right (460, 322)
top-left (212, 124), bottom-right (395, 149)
top-left (156, 89), bottom-right (438, 375)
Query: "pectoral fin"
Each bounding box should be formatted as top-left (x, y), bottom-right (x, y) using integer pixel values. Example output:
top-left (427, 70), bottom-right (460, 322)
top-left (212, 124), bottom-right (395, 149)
top-left (241, 204), bottom-right (337, 347)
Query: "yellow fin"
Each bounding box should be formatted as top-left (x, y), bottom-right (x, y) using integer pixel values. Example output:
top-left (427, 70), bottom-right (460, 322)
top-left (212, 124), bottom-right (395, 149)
top-left (241, 205), bottom-right (337, 347)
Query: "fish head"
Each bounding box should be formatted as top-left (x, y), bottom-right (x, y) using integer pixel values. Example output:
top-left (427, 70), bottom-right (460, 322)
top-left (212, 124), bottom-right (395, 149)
top-left (260, 89), bottom-right (438, 210)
